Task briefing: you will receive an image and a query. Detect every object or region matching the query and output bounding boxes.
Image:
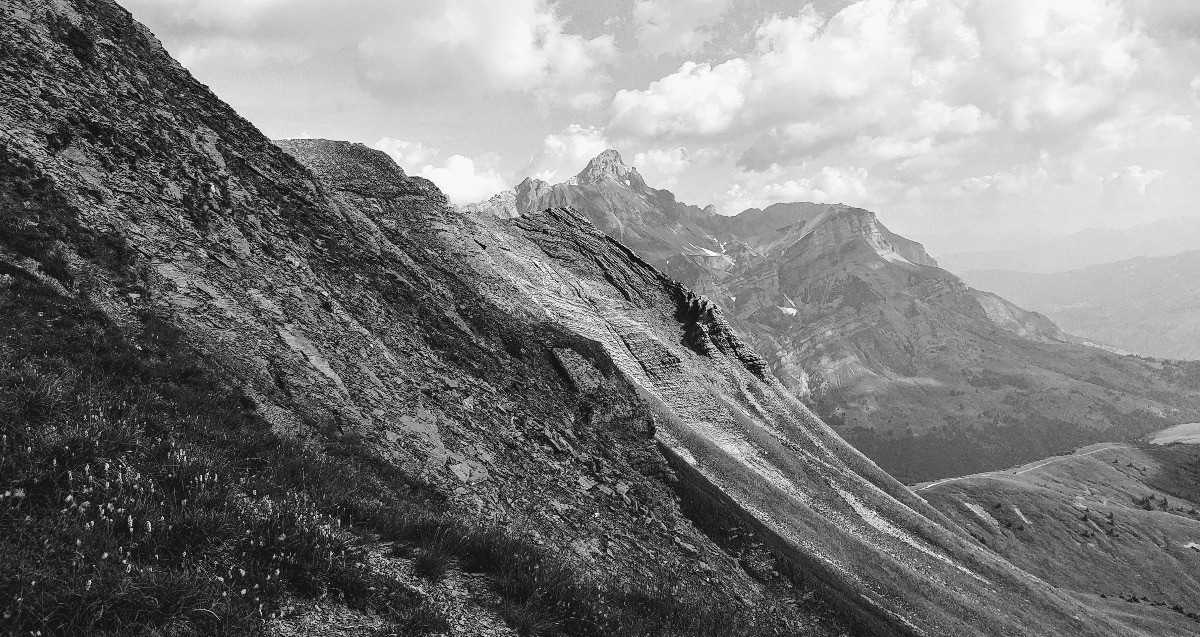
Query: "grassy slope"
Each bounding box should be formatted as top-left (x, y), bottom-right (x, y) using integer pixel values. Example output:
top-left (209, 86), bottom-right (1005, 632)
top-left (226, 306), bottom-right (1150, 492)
top-left (919, 443), bottom-right (1200, 635)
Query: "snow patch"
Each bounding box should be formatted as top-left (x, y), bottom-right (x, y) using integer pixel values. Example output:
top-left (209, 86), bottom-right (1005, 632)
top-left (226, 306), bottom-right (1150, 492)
top-left (835, 486), bottom-right (984, 581)
top-left (778, 306), bottom-right (797, 317)
top-left (964, 502), bottom-right (1000, 529)
top-left (1012, 506), bottom-right (1032, 526)
top-left (880, 250), bottom-right (914, 266)
top-left (1150, 423), bottom-right (1200, 445)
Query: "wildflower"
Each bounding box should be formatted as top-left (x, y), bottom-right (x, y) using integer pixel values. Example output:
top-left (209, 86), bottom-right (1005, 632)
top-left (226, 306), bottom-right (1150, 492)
top-left (85, 579), bottom-right (92, 591)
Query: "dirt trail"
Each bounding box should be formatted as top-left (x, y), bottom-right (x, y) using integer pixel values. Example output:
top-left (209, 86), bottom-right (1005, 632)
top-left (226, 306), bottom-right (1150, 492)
top-left (915, 444), bottom-right (1126, 491)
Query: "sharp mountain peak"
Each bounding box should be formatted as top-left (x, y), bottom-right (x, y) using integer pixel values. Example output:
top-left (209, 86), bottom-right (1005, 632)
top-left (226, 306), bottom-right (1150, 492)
top-left (570, 148), bottom-right (641, 186)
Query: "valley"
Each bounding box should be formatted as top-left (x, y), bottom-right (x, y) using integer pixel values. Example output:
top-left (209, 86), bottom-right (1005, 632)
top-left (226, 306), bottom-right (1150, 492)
top-left (961, 251), bottom-right (1200, 361)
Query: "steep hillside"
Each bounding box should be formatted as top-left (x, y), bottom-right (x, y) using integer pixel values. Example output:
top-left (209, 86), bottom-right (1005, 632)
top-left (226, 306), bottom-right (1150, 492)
top-left (961, 251), bottom-right (1200, 361)
top-left (0, 3), bottom-right (836, 635)
top-left (6, 1), bottom-right (1186, 636)
top-left (920, 439), bottom-right (1200, 635)
top-left (487, 151), bottom-right (1200, 482)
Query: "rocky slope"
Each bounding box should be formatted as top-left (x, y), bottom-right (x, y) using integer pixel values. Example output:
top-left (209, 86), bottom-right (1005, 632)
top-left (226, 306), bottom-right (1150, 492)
top-left (961, 251), bottom-right (1200, 361)
top-left (0, 3), bottom-right (821, 634)
top-left (1, 0), bottom-right (1192, 635)
top-left (484, 150), bottom-right (1200, 482)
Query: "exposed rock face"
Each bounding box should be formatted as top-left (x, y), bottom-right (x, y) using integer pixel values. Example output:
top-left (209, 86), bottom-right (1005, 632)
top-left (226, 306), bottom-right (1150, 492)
top-left (483, 151), bottom-right (1200, 481)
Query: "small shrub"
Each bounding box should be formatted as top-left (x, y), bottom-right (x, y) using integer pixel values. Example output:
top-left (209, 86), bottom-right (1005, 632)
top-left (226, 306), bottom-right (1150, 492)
top-left (500, 599), bottom-right (563, 637)
top-left (378, 598), bottom-right (452, 637)
top-left (413, 533), bottom-right (459, 582)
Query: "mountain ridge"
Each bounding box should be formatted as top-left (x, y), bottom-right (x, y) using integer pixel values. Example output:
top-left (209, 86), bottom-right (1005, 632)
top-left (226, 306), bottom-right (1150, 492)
top-left (473, 149), bottom-right (1200, 481)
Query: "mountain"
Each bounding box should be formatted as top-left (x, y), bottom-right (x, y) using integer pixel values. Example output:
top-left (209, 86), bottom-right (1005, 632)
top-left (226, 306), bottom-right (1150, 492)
top-left (502, 150), bottom-right (722, 264)
top-left (7, 1), bottom-right (1187, 635)
top-left (960, 251), bottom-right (1200, 361)
top-left (939, 217), bottom-right (1200, 274)
top-left (485, 151), bottom-right (1200, 482)
top-left (919, 436), bottom-right (1200, 633)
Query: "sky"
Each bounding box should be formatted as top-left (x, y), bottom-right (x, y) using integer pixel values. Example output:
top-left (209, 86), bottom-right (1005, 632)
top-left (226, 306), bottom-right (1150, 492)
top-left (123, 0), bottom-right (1200, 255)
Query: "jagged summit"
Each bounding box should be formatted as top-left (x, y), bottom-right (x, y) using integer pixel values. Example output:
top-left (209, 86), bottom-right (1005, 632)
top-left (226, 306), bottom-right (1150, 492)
top-left (570, 149), bottom-right (642, 186)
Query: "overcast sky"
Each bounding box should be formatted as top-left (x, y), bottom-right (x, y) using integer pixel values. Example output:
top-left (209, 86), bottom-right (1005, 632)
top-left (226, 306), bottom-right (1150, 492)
top-left (124, 0), bottom-right (1200, 254)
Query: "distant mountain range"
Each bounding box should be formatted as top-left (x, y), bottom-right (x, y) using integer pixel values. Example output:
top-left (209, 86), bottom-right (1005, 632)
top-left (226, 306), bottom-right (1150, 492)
top-left (939, 217), bottom-right (1200, 274)
top-left (961, 251), bottom-right (1200, 361)
top-left (471, 151), bottom-right (1200, 482)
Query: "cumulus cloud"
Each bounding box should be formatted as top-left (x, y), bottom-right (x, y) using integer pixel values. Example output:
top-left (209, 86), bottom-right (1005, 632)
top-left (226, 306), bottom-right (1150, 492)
top-left (125, 0), bottom-right (615, 108)
top-left (611, 60), bottom-right (751, 138)
top-left (634, 0), bottom-right (733, 57)
top-left (373, 137), bottom-right (507, 204)
top-left (372, 138), bottom-right (441, 174)
top-left (358, 0), bottom-right (616, 107)
top-left (612, 0), bottom-right (1200, 233)
top-left (632, 147), bottom-right (693, 187)
top-left (418, 155), bottom-right (510, 204)
top-left (614, 0), bottom-right (1154, 160)
top-left (524, 124), bottom-right (612, 183)
top-left (1104, 165), bottom-right (1165, 197)
top-left (723, 166), bottom-right (872, 212)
